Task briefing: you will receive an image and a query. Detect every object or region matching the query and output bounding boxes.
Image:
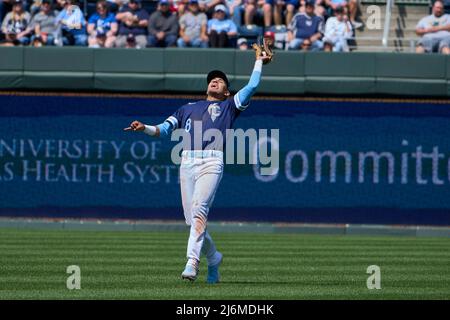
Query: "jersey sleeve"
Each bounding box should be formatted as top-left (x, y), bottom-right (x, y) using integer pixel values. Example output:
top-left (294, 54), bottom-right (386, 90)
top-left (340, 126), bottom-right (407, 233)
top-left (165, 106), bottom-right (183, 129)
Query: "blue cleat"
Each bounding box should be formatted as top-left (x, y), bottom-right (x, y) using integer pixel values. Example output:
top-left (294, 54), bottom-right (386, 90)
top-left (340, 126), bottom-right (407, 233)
top-left (206, 252), bottom-right (223, 284)
top-left (181, 262), bottom-right (198, 282)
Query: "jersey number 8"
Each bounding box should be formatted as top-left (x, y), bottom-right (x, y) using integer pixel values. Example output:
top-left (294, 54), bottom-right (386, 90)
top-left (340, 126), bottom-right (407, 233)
top-left (185, 118), bottom-right (191, 132)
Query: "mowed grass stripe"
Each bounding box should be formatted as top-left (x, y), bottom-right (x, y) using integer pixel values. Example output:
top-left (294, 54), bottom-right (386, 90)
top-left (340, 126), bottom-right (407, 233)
top-left (0, 228), bottom-right (449, 299)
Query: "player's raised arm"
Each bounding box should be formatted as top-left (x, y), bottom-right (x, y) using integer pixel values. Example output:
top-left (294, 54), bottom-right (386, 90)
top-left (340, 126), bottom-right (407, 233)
top-left (234, 40), bottom-right (273, 110)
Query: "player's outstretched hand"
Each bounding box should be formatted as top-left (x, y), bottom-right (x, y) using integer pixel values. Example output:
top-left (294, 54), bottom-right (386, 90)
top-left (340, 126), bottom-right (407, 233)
top-left (124, 120), bottom-right (145, 131)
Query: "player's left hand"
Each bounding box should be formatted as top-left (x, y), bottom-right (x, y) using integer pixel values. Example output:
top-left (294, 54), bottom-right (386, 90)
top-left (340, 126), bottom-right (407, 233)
top-left (124, 120), bottom-right (145, 131)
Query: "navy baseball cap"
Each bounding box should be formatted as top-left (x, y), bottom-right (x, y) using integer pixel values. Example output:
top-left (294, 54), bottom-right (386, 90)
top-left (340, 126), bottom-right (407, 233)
top-left (189, 0), bottom-right (199, 4)
top-left (207, 70), bottom-right (229, 88)
top-left (159, 0), bottom-right (169, 4)
top-left (305, 0), bottom-right (315, 6)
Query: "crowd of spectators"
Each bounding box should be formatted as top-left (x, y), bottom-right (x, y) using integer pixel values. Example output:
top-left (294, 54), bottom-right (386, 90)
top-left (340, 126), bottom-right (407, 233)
top-left (0, 0), bottom-right (363, 51)
top-left (0, 0), bottom-right (449, 53)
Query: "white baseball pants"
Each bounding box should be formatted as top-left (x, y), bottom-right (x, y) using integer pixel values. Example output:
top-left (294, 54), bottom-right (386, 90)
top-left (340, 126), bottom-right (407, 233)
top-left (179, 150), bottom-right (224, 266)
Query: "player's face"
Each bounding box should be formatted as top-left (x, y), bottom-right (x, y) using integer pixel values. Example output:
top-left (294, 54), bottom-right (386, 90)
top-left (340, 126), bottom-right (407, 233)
top-left (207, 78), bottom-right (229, 99)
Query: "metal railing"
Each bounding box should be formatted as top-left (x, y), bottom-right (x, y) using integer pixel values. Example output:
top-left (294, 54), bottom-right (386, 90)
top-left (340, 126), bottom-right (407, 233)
top-left (382, 0), bottom-right (394, 47)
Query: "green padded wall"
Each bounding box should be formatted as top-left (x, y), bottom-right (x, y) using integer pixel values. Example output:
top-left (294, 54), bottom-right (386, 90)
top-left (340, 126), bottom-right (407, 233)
top-left (0, 47), bottom-right (23, 88)
top-left (305, 52), bottom-right (376, 94)
top-left (164, 48), bottom-right (235, 92)
top-left (23, 47), bottom-right (94, 89)
top-left (233, 50), bottom-right (305, 94)
top-left (376, 53), bottom-right (447, 96)
top-left (0, 47), bottom-right (449, 97)
top-left (93, 48), bottom-right (164, 91)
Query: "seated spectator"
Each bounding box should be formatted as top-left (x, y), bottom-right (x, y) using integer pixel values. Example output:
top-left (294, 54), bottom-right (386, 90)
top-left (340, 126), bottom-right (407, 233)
top-left (237, 36), bottom-right (248, 49)
top-left (323, 6), bottom-right (352, 52)
top-left (416, 0), bottom-right (450, 54)
top-left (199, 0), bottom-right (225, 18)
top-left (324, 0), bottom-right (361, 29)
top-left (87, 0), bottom-right (117, 48)
top-left (207, 4), bottom-right (237, 47)
top-left (55, 0), bottom-right (88, 46)
top-left (148, 0), bottom-right (178, 47)
top-left (287, 0), bottom-right (323, 51)
top-left (1, 0), bottom-right (31, 45)
top-left (26, 0), bottom-right (58, 46)
top-left (178, 0), bottom-right (208, 48)
top-left (115, 0), bottom-right (148, 48)
top-left (263, 0), bottom-right (299, 27)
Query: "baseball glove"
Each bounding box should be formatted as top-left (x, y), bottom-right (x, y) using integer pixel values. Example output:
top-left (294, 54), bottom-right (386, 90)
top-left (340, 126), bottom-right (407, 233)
top-left (252, 36), bottom-right (274, 65)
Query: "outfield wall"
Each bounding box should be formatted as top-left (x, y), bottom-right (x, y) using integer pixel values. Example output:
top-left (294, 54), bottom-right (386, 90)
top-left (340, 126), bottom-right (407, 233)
top-left (1, 47), bottom-right (450, 96)
top-left (0, 93), bottom-right (450, 225)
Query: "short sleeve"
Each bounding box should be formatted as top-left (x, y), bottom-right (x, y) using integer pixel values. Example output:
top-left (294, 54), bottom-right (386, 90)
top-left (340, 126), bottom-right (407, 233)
top-left (229, 20), bottom-right (237, 33)
top-left (166, 107), bottom-right (183, 129)
top-left (317, 17), bottom-right (324, 34)
top-left (109, 13), bottom-right (117, 23)
top-left (138, 9), bottom-right (150, 21)
top-left (207, 20), bottom-right (213, 32)
top-left (200, 13), bottom-right (207, 25)
top-left (29, 14), bottom-right (37, 29)
top-left (416, 16), bottom-right (427, 29)
top-left (88, 14), bottom-right (97, 25)
top-left (24, 12), bottom-right (31, 24)
top-left (179, 14), bottom-right (186, 28)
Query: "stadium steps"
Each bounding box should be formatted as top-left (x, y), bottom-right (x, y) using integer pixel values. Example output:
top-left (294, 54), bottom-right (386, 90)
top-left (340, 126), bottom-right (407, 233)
top-left (354, 3), bottom-right (429, 52)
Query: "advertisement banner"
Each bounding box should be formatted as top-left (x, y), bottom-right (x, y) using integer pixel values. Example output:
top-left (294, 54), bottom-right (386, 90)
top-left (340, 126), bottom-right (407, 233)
top-left (1, 94), bottom-right (450, 225)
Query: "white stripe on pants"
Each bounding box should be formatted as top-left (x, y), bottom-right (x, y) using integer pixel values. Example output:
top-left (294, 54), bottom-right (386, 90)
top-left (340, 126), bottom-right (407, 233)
top-left (180, 150), bottom-right (223, 266)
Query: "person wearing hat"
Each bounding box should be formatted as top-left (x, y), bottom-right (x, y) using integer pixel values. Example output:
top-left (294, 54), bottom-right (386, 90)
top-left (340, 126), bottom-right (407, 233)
top-left (147, 0), bottom-right (179, 47)
top-left (25, 0), bottom-right (58, 46)
top-left (115, 0), bottom-right (149, 48)
top-left (237, 37), bottom-right (248, 50)
top-left (124, 44), bottom-right (271, 285)
top-left (1, 0), bottom-right (31, 45)
top-left (87, 0), bottom-right (118, 48)
top-left (287, 0), bottom-right (324, 51)
top-left (323, 5), bottom-right (352, 52)
top-left (207, 4), bottom-right (237, 48)
top-left (177, 0), bottom-right (208, 48)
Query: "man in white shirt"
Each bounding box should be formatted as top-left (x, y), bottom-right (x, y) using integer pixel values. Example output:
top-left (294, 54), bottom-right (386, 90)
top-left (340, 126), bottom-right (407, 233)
top-left (415, 0), bottom-right (450, 54)
top-left (323, 6), bottom-right (353, 52)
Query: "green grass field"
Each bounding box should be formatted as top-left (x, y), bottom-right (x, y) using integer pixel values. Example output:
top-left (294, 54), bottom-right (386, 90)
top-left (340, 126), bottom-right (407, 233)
top-left (0, 228), bottom-right (449, 299)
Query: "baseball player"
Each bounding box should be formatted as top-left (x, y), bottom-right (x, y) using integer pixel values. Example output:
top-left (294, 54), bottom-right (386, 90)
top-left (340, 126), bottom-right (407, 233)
top-left (125, 48), bottom-right (272, 284)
